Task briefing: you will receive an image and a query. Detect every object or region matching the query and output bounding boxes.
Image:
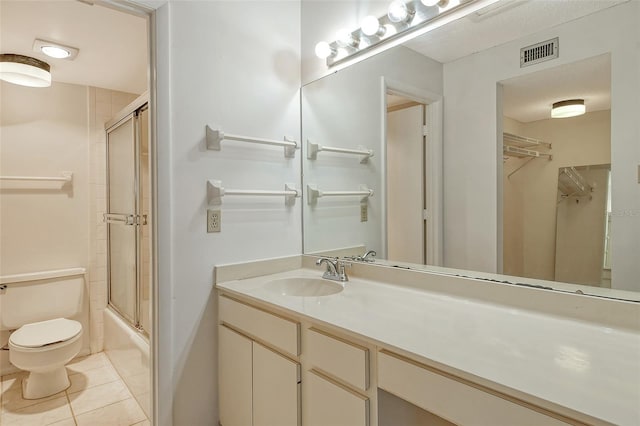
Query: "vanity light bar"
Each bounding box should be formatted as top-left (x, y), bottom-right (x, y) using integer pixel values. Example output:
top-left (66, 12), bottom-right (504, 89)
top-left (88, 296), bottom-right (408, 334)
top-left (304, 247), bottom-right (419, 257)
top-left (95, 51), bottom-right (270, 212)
top-left (207, 180), bottom-right (300, 206)
top-left (307, 184), bottom-right (374, 205)
top-left (317, 0), bottom-right (502, 68)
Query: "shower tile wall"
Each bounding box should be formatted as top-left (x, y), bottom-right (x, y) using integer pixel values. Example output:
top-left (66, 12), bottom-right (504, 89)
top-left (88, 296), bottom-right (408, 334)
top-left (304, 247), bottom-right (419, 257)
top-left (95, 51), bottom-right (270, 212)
top-left (88, 88), bottom-right (139, 353)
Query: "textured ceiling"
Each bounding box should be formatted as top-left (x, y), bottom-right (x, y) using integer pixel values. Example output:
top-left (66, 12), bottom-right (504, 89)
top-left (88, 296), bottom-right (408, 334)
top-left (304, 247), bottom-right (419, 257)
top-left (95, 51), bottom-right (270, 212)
top-left (501, 54), bottom-right (611, 123)
top-left (0, 1), bottom-right (147, 94)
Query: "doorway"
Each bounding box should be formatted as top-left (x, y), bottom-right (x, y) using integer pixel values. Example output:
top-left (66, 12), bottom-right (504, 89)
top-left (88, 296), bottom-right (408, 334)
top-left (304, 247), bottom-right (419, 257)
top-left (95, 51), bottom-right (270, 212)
top-left (386, 95), bottom-right (427, 264)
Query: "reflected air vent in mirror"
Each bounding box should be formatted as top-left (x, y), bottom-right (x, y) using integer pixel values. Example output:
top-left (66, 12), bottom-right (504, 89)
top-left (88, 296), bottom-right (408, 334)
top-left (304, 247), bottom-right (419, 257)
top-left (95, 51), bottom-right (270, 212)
top-left (520, 38), bottom-right (559, 67)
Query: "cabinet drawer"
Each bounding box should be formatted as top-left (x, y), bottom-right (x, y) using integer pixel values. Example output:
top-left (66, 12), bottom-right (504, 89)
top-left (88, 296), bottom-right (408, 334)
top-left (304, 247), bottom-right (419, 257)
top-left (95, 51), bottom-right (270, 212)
top-left (378, 350), bottom-right (572, 426)
top-left (219, 295), bottom-right (299, 357)
top-left (306, 327), bottom-right (369, 391)
top-left (307, 370), bottom-right (369, 426)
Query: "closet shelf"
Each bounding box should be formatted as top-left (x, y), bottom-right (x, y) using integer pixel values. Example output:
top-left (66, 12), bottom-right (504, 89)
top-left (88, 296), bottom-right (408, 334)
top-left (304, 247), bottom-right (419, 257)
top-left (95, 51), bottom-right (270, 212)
top-left (306, 140), bottom-right (374, 164)
top-left (503, 145), bottom-right (552, 160)
top-left (206, 125), bottom-right (298, 158)
top-left (306, 184), bottom-right (373, 205)
top-left (207, 180), bottom-right (299, 206)
top-left (503, 132), bottom-right (551, 149)
top-left (558, 167), bottom-right (592, 197)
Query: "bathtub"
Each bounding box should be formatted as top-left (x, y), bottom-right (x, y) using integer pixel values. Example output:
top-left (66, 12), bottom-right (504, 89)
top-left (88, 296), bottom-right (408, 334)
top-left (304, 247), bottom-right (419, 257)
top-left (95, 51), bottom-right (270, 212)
top-left (104, 307), bottom-right (151, 417)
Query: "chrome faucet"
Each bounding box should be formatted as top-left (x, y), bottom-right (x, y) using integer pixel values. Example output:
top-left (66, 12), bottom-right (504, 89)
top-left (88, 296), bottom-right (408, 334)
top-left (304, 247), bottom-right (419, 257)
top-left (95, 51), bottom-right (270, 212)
top-left (361, 250), bottom-right (376, 262)
top-left (316, 257), bottom-right (350, 282)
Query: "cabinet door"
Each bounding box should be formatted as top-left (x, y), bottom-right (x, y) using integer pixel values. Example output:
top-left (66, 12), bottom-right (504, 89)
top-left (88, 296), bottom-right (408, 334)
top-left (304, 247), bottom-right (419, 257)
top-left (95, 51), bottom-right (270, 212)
top-left (306, 370), bottom-right (369, 426)
top-left (253, 342), bottom-right (300, 426)
top-left (219, 325), bottom-right (252, 426)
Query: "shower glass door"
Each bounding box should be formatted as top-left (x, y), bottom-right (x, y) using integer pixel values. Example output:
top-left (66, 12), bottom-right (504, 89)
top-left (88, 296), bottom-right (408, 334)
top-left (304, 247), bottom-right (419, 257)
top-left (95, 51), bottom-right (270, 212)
top-left (106, 106), bottom-right (148, 333)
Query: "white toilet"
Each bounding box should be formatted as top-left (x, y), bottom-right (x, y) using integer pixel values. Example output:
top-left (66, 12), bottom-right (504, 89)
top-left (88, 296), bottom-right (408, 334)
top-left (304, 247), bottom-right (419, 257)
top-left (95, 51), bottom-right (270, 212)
top-left (0, 268), bottom-right (85, 400)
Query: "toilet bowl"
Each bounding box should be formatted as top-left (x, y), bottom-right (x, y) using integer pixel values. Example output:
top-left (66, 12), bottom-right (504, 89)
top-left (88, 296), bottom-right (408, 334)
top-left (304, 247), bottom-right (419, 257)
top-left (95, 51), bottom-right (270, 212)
top-left (9, 318), bottom-right (83, 399)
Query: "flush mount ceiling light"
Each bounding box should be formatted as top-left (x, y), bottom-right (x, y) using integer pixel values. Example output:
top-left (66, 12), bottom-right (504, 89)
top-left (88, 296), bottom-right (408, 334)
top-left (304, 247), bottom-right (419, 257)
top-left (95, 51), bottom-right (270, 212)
top-left (0, 54), bottom-right (51, 87)
top-left (33, 39), bottom-right (79, 60)
top-left (551, 99), bottom-right (586, 118)
top-left (315, 0), bottom-right (501, 67)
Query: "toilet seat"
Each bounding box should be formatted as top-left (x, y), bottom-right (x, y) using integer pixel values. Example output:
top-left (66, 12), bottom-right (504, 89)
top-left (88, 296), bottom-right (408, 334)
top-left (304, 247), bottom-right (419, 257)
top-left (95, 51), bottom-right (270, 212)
top-left (9, 318), bottom-right (82, 349)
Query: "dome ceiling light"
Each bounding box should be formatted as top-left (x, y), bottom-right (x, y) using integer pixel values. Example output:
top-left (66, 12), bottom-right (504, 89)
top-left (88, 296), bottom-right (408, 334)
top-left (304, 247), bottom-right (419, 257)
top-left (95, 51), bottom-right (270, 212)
top-left (0, 54), bottom-right (51, 87)
top-left (551, 99), bottom-right (586, 119)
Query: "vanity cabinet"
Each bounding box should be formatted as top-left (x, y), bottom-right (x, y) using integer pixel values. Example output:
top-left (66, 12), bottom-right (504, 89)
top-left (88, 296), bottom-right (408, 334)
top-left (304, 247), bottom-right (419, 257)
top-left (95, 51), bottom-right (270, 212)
top-left (378, 350), bottom-right (575, 426)
top-left (218, 296), bottom-right (301, 426)
top-left (304, 327), bottom-right (372, 426)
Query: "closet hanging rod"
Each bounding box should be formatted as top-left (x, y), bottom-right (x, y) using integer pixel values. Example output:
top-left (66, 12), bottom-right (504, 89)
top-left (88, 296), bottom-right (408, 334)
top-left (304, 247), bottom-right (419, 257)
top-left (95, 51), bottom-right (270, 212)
top-left (0, 171), bottom-right (73, 182)
top-left (307, 140), bottom-right (374, 164)
top-left (307, 184), bottom-right (373, 205)
top-left (207, 180), bottom-right (299, 206)
top-left (206, 125), bottom-right (298, 158)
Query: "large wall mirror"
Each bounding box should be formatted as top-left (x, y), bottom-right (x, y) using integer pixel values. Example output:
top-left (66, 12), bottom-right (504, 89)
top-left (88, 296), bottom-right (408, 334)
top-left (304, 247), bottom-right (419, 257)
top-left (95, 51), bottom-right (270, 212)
top-left (300, 0), bottom-right (640, 299)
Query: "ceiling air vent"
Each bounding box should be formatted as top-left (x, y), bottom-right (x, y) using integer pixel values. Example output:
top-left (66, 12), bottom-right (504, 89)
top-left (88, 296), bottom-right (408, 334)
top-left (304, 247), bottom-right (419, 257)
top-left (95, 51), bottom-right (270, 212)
top-left (520, 37), bottom-right (559, 68)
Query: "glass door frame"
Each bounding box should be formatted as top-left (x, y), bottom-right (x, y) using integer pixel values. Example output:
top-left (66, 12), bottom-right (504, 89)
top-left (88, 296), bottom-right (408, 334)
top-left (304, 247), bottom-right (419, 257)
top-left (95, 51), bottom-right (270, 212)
top-left (105, 98), bottom-right (149, 336)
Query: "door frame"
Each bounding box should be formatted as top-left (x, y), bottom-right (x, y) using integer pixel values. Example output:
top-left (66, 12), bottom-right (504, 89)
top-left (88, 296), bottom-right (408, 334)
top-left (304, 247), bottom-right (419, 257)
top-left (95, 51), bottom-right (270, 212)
top-left (381, 77), bottom-right (444, 266)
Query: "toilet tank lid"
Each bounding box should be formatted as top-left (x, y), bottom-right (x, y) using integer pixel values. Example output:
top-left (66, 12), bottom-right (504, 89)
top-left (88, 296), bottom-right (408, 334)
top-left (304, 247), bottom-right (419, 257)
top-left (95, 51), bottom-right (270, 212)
top-left (9, 318), bottom-right (82, 348)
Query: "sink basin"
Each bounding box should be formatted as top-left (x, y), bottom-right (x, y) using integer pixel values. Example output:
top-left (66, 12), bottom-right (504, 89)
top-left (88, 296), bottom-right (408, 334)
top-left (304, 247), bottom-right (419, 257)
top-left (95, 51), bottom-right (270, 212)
top-left (264, 277), bottom-right (344, 297)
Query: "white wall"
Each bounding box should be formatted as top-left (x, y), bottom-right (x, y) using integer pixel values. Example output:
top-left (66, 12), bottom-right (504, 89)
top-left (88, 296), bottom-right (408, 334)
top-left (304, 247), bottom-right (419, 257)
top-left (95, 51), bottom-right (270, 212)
top-left (443, 2), bottom-right (640, 291)
top-left (154, 1), bottom-right (301, 424)
top-left (302, 47), bottom-right (442, 257)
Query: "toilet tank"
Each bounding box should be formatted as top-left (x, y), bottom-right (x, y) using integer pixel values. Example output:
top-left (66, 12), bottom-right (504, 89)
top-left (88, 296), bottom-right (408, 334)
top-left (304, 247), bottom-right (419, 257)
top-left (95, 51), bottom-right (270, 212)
top-left (0, 268), bottom-right (85, 330)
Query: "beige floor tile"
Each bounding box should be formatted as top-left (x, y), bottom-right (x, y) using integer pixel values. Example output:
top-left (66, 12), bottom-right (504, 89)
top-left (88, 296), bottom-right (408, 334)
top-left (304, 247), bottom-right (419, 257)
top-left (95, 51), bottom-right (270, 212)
top-left (1, 384), bottom-right (65, 414)
top-left (131, 420), bottom-right (150, 426)
top-left (122, 372), bottom-right (150, 397)
top-left (1, 372), bottom-right (28, 392)
top-left (66, 353), bottom-right (109, 375)
top-left (68, 380), bottom-right (131, 416)
top-left (0, 396), bottom-right (72, 426)
top-left (47, 418), bottom-right (76, 426)
top-left (136, 392), bottom-right (150, 418)
top-left (74, 398), bottom-right (146, 426)
top-left (67, 364), bottom-right (119, 394)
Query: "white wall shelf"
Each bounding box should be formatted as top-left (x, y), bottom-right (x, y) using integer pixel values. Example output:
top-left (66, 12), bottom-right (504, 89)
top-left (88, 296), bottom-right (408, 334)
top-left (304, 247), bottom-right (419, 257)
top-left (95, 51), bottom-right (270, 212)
top-left (307, 140), bottom-right (374, 164)
top-left (207, 180), bottom-right (300, 206)
top-left (206, 125), bottom-right (298, 158)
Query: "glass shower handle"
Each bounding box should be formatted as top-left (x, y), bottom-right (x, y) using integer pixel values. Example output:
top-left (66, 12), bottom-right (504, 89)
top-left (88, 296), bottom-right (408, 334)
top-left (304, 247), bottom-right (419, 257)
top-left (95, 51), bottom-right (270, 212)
top-left (104, 213), bottom-right (137, 226)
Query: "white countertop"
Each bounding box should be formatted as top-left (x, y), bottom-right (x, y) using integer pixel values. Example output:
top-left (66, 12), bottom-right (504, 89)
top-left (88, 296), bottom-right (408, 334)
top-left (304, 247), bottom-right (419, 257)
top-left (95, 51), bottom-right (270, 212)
top-left (217, 267), bottom-right (640, 425)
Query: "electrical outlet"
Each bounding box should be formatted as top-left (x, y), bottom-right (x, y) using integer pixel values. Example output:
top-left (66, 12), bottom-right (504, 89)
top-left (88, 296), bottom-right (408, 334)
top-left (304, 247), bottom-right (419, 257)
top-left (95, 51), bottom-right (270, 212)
top-left (207, 209), bottom-right (221, 233)
top-left (360, 204), bottom-right (368, 222)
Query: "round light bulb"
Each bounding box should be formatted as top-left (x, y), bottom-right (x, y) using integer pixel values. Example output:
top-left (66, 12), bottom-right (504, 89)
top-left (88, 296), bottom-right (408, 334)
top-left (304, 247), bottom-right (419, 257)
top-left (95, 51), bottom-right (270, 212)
top-left (315, 41), bottom-right (334, 59)
top-left (41, 45), bottom-right (71, 59)
top-left (388, 0), bottom-right (409, 23)
top-left (421, 0), bottom-right (440, 6)
top-left (361, 15), bottom-right (382, 36)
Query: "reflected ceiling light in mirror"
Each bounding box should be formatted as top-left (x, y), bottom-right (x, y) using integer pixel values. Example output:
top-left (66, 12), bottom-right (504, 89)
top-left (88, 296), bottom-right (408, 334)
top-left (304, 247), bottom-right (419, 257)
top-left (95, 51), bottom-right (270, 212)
top-left (361, 16), bottom-right (386, 37)
top-left (315, 41), bottom-right (337, 59)
top-left (316, 0), bottom-right (501, 68)
top-left (421, 0), bottom-right (441, 6)
top-left (388, 0), bottom-right (414, 23)
top-left (551, 99), bottom-right (586, 118)
top-left (0, 54), bottom-right (51, 87)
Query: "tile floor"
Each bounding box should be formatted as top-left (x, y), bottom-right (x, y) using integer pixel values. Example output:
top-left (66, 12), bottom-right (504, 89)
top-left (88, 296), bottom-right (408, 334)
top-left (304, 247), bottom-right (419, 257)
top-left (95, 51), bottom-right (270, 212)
top-left (0, 353), bottom-right (149, 426)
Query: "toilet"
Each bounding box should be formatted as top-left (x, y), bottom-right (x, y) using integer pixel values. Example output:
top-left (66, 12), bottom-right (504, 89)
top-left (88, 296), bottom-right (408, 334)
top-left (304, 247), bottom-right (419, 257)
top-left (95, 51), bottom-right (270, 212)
top-left (0, 268), bottom-right (85, 399)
